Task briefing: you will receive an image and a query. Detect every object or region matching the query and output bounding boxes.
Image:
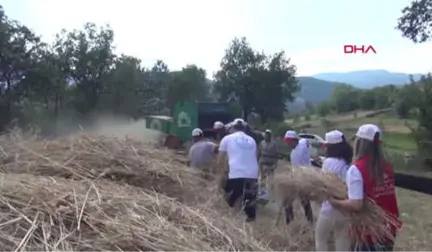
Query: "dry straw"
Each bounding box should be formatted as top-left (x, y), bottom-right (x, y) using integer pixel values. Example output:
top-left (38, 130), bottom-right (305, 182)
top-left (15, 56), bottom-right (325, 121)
top-left (274, 166), bottom-right (401, 244)
top-left (0, 132), bottom-right (312, 251)
top-left (0, 132), bottom-right (206, 203)
top-left (0, 173), bottom-right (269, 251)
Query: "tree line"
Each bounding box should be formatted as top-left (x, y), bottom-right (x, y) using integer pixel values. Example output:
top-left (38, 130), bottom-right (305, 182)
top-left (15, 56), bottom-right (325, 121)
top-left (0, 0), bottom-right (431, 136)
top-left (314, 81), bottom-right (421, 119)
top-left (0, 6), bottom-right (299, 136)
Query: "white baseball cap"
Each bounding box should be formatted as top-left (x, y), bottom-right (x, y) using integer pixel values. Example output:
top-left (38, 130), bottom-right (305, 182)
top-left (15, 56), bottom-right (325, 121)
top-left (191, 128), bottom-right (203, 137)
top-left (265, 129), bottom-right (272, 134)
top-left (233, 118), bottom-right (247, 126)
top-left (213, 121), bottom-right (224, 130)
top-left (284, 130), bottom-right (298, 141)
top-left (325, 130), bottom-right (344, 144)
top-left (355, 124), bottom-right (381, 141)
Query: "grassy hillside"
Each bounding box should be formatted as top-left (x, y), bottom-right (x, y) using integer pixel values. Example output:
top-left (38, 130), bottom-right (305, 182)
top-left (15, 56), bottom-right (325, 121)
top-left (296, 77), bottom-right (339, 103)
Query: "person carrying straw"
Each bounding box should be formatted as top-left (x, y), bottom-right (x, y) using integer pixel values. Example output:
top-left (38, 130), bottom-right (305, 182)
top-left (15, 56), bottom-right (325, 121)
top-left (329, 124), bottom-right (402, 251)
top-left (283, 130), bottom-right (313, 224)
top-left (218, 118), bottom-right (259, 222)
top-left (315, 130), bottom-right (353, 251)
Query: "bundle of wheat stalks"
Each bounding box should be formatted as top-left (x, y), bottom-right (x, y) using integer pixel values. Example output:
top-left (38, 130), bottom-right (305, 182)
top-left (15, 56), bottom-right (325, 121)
top-left (274, 166), bottom-right (400, 243)
top-left (0, 131), bottom-right (311, 251)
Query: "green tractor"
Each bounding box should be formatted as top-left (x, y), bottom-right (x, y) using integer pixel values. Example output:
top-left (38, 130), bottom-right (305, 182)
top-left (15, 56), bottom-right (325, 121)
top-left (146, 101), bottom-right (235, 149)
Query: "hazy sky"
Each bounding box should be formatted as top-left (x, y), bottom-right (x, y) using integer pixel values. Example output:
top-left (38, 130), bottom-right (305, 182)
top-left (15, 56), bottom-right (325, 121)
top-left (2, 0), bottom-right (431, 77)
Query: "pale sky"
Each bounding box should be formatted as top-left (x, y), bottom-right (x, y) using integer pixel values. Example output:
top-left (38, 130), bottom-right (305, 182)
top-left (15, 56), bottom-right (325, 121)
top-left (2, 0), bottom-right (431, 77)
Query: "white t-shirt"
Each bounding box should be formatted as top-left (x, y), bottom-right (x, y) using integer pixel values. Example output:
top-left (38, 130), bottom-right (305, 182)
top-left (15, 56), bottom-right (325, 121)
top-left (320, 157), bottom-right (349, 218)
top-left (346, 165), bottom-right (364, 200)
top-left (188, 140), bottom-right (217, 167)
top-left (290, 139), bottom-right (311, 167)
top-left (219, 131), bottom-right (259, 179)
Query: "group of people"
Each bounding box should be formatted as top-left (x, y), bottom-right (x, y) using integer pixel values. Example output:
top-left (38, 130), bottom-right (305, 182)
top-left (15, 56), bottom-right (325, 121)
top-left (187, 118), bottom-right (402, 251)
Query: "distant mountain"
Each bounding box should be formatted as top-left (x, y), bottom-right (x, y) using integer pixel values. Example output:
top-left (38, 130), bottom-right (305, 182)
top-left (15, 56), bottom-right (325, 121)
top-left (296, 77), bottom-right (339, 103)
top-left (207, 76), bottom-right (339, 113)
top-left (286, 77), bottom-right (340, 113)
top-left (313, 70), bottom-right (424, 89)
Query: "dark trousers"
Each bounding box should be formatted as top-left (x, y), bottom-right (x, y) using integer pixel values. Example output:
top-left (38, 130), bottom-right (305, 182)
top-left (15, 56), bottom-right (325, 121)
top-left (285, 197), bottom-right (313, 224)
top-left (224, 178), bottom-right (258, 219)
top-left (354, 241), bottom-right (395, 251)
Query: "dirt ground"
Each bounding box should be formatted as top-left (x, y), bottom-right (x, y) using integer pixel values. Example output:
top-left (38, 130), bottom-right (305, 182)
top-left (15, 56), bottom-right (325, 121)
top-left (395, 188), bottom-right (432, 250)
top-left (251, 166), bottom-right (432, 251)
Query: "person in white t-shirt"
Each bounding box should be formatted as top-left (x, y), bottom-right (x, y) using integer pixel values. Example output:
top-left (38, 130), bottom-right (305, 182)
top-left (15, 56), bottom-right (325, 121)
top-left (283, 130), bottom-right (313, 224)
top-left (188, 128), bottom-right (218, 178)
top-left (218, 118), bottom-right (259, 222)
top-left (328, 124), bottom-right (401, 251)
top-left (315, 130), bottom-right (353, 251)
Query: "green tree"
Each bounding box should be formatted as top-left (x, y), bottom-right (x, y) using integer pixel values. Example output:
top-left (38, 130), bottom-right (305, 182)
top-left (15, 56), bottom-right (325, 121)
top-left (317, 101), bottom-right (331, 117)
top-left (331, 84), bottom-right (360, 113)
top-left (0, 6), bottom-right (42, 129)
top-left (99, 55), bottom-right (144, 117)
top-left (412, 75), bottom-right (432, 150)
top-left (214, 37), bottom-right (298, 123)
top-left (395, 83), bottom-right (420, 118)
top-left (253, 51), bottom-right (298, 123)
top-left (214, 37), bottom-right (265, 119)
top-left (167, 65), bottom-right (210, 109)
top-left (358, 90), bottom-right (376, 110)
top-left (396, 0), bottom-right (432, 43)
top-left (53, 23), bottom-right (116, 115)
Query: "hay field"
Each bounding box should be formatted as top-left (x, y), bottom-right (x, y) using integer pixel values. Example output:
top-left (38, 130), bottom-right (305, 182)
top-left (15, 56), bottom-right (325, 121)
top-left (0, 119), bottom-right (430, 250)
top-left (0, 128), bottom-right (317, 251)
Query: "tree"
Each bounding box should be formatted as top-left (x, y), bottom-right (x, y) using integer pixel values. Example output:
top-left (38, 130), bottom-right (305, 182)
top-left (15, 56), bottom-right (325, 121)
top-left (396, 0), bottom-right (432, 43)
top-left (331, 84), bottom-right (360, 113)
top-left (412, 75), bottom-right (432, 151)
top-left (0, 6), bottom-right (42, 129)
top-left (395, 83), bottom-right (420, 118)
top-left (147, 60), bottom-right (171, 115)
top-left (317, 101), bottom-right (331, 117)
top-left (214, 37), bottom-right (265, 119)
top-left (358, 90), bottom-right (376, 110)
top-left (372, 85), bottom-right (397, 109)
top-left (214, 37), bottom-right (298, 123)
top-left (253, 51), bottom-right (298, 123)
top-left (167, 65), bottom-right (209, 109)
top-left (99, 55), bottom-right (143, 117)
top-left (53, 23), bottom-right (116, 115)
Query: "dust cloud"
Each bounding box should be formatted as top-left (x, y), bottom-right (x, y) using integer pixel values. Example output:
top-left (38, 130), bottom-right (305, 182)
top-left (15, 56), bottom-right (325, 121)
top-left (46, 114), bottom-right (163, 143)
top-left (92, 117), bottom-right (162, 143)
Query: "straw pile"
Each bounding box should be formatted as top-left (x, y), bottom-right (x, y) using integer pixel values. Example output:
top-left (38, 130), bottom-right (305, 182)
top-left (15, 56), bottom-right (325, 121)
top-left (0, 173), bottom-right (268, 251)
top-left (0, 132), bottom-right (313, 251)
top-left (0, 133), bottom-right (208, 203)
top-left (274, 167), bottom-right (400, 243)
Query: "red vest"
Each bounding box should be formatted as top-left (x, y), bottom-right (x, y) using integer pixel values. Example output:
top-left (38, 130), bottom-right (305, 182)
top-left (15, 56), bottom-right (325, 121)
top-left (350, 156), bottom-right (402, 244)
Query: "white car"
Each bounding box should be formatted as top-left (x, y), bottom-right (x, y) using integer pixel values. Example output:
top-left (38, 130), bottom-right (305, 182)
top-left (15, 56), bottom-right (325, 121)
top-left (298, 133), bottom-right (326, 159)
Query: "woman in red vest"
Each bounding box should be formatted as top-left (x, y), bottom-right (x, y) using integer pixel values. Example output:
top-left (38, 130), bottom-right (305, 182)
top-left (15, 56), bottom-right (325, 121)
top-left (329, 124), bottom-right (402, 251)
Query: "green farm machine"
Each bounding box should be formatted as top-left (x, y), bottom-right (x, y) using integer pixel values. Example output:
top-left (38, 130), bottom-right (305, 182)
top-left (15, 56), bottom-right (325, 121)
top-left (146, 101), bottom-right (234, 149)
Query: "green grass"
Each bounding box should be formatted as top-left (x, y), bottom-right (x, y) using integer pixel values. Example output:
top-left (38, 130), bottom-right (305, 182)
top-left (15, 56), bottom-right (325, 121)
top-left (383, 132), bottom-right (417, 152)
top-left (344, 115), bottom-right (417, 127)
